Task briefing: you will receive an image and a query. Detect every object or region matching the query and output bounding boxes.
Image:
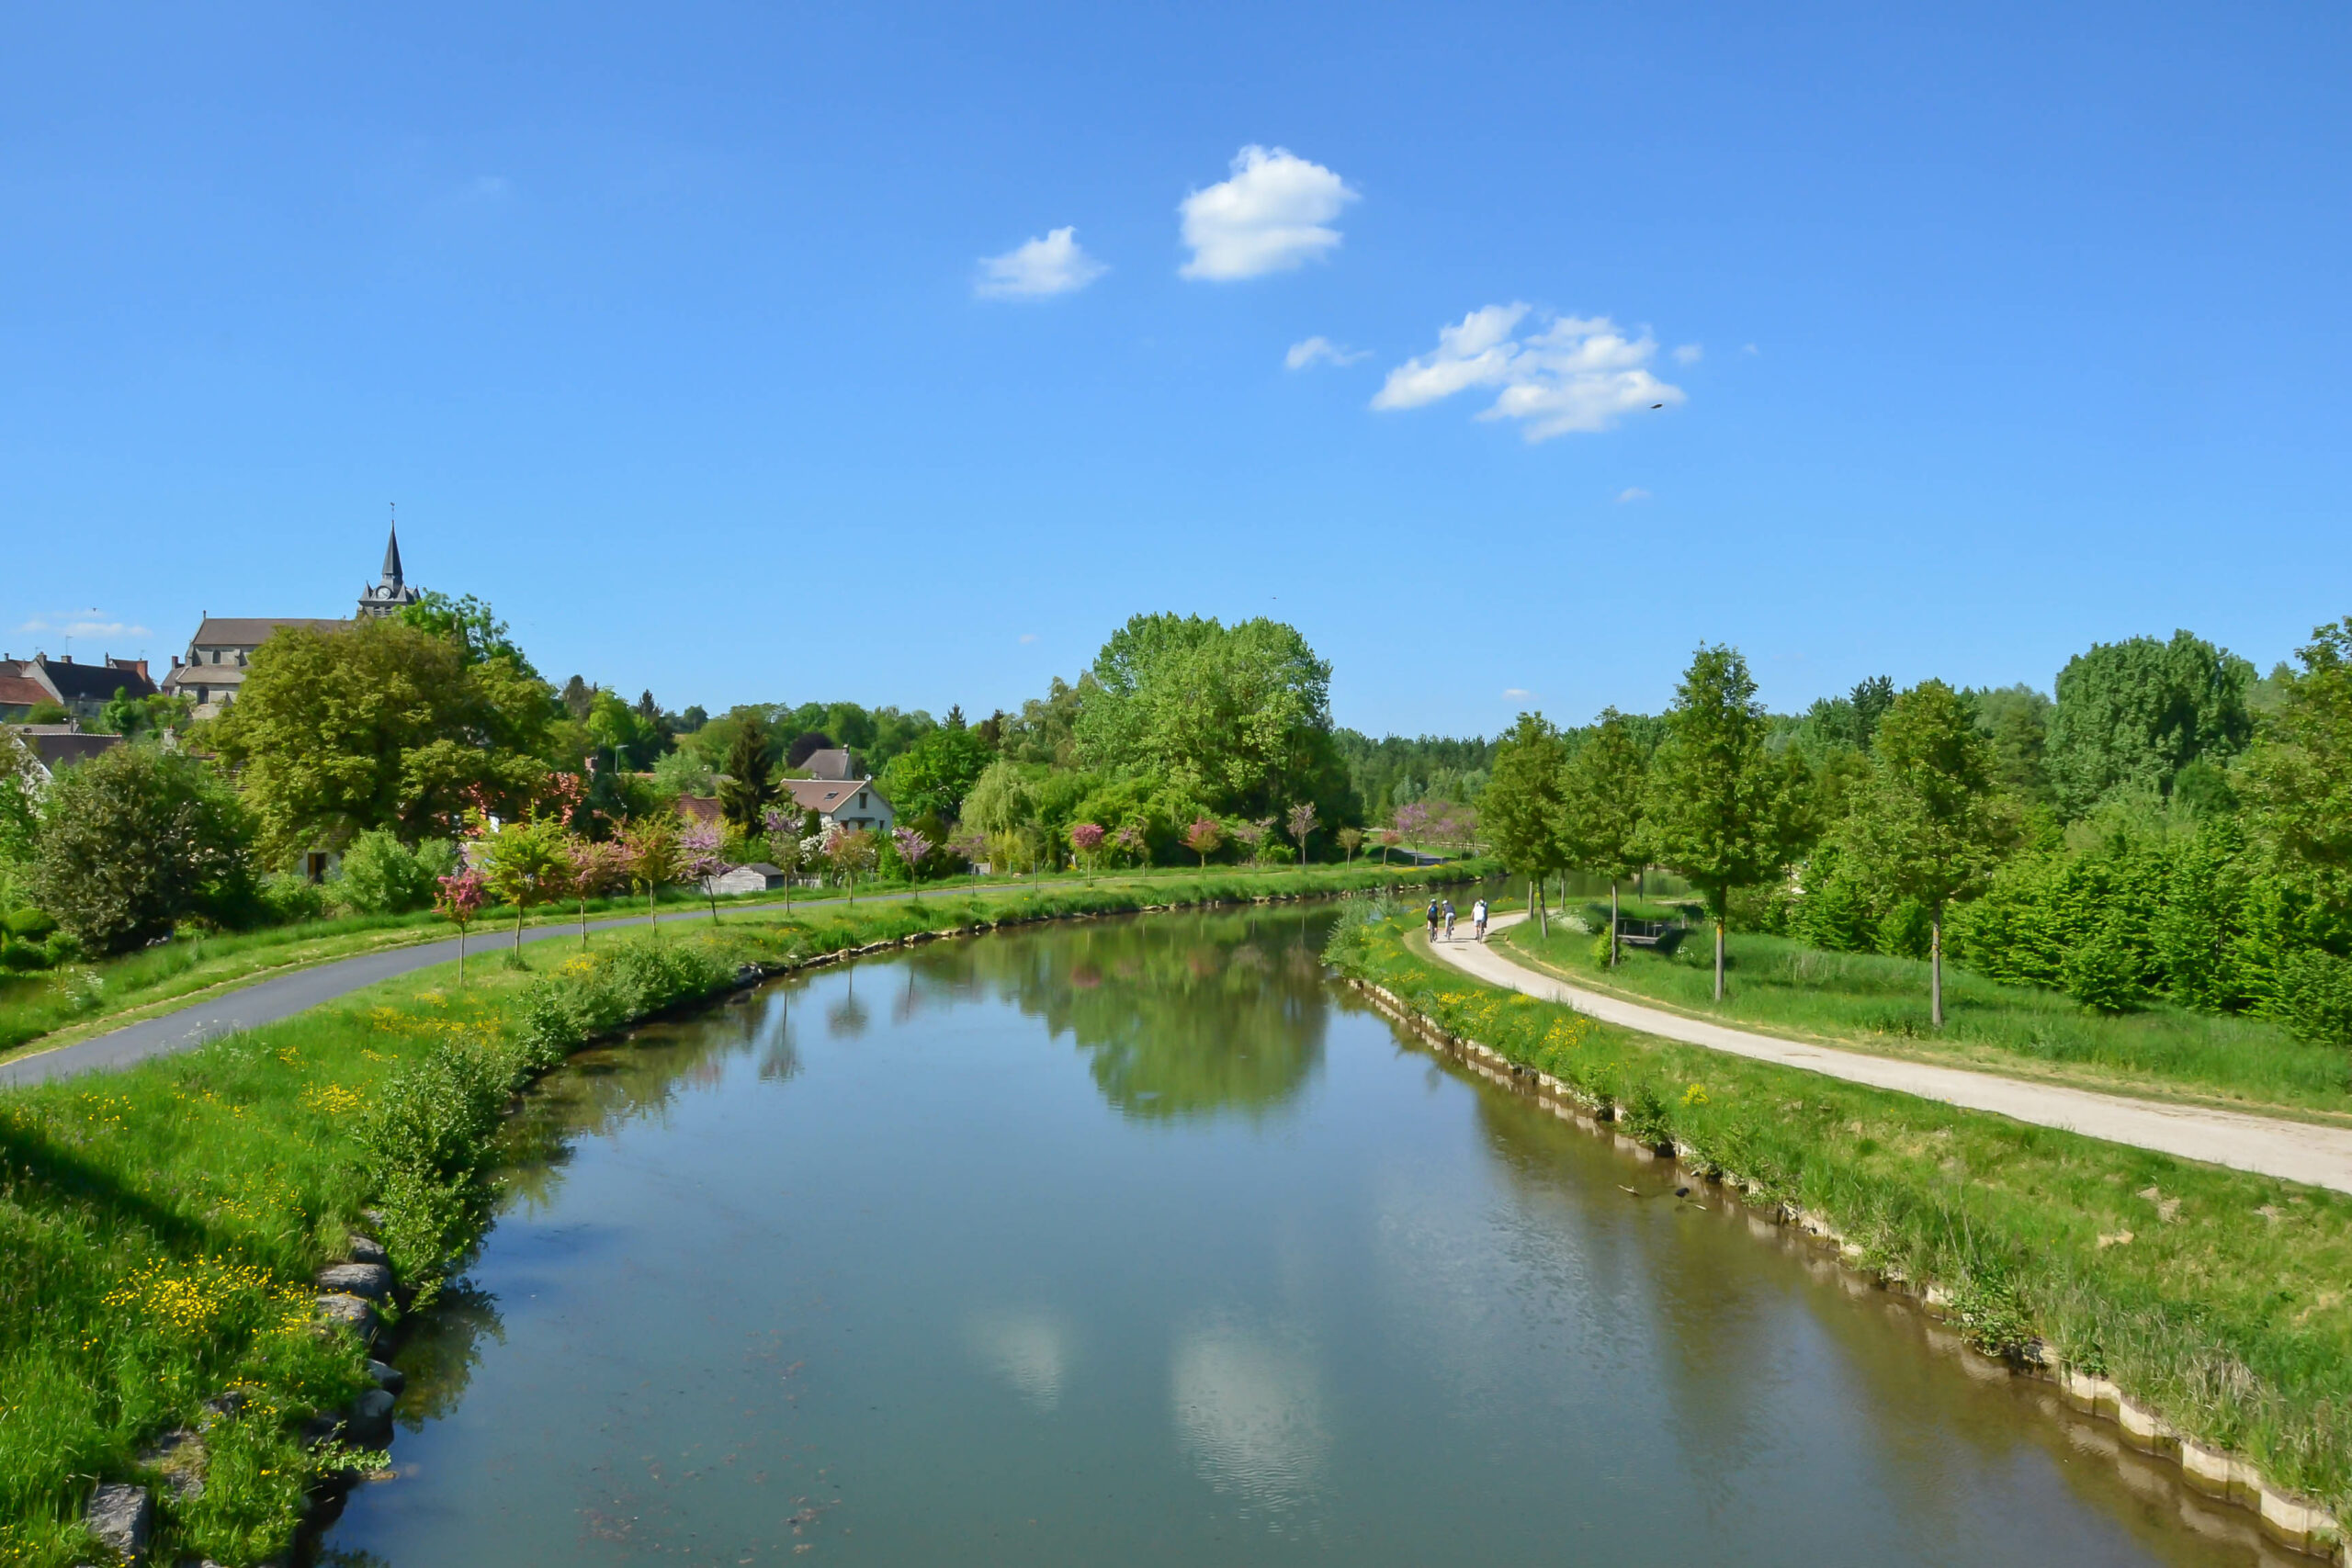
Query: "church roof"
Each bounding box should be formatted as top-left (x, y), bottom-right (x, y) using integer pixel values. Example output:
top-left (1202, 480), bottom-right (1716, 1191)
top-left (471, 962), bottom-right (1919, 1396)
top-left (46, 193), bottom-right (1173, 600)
top-left (382, 523), bottom-right (406, 587)
top-left (188, 617), bottom-right (349, 648)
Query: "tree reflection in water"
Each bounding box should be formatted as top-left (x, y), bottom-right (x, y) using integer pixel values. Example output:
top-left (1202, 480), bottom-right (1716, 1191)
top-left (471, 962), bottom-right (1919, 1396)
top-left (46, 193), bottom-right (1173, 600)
top-left (900, 908), bottom-right (1335, 1121)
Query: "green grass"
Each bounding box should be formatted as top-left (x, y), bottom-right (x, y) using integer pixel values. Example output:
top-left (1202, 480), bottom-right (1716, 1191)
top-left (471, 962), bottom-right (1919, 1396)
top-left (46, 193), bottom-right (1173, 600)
top-left (1496, 903), bottom-right (2352, 1118)
top-left (1329, 906), bottom-right (2352, 1523)
top-left (0, 861), bottom-right (1482, 1566)
top-left (0, 856), bottom-right (1452, 1064)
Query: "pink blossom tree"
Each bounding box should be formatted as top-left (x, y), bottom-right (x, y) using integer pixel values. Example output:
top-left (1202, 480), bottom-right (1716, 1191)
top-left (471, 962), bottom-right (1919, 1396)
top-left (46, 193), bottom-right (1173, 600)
top-left (1069, 821), bottom-right (1105, 884)
top-left (1182, 817), bottom-right (1224, 878)
top-left (1284, 802), bottom-right (1317, 871)
top-left (1112, 823), bottom-right (1147, 872)
top-left (892, 825), bottom-right (933, 882)
top-left (763, 806), bottom-right (805, 909)
top-left (566, 836), bottom-right (630, 947)
top-left (678, 819), bottom-right (729, 923)
top-left (435, 868), bottom-right (488, 985)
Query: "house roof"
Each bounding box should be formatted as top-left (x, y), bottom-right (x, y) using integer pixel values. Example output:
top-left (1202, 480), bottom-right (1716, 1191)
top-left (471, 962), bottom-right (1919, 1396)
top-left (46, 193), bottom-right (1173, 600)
top-left (803, 748), bottom-right (857, 780)
top-left (0, 675), bottom-right (53, 709)
top-left (780, 777), bottom-right (886, 815)
top-left (29, 656), bottom-right (157, 704)
top-left (14, 728), bottom-right (122, 769)
top-left (187, 617), bottom-right (349, 649)
top-left (674, 795), bottom-right (723, 827)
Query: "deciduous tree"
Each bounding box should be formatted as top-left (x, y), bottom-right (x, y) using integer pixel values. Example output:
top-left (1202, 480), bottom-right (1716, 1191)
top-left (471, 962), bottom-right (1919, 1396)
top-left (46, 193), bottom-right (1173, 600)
top-left (1839, 680), bottom-right (2006, 1026)
top-left (1561, 708), bottom-right (1650, 964)
top-left (1643, 645), bottom-right (1790, 1000)
top-left (28, 748), bottom-right (252, 955)
top-left (1482, 713), bottom-right (1569, 932)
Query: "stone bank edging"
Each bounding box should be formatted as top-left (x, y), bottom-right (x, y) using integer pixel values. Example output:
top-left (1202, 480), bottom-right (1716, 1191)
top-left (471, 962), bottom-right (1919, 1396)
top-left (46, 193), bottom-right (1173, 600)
top-left (1345, 976), bottom-right (2349, 1565)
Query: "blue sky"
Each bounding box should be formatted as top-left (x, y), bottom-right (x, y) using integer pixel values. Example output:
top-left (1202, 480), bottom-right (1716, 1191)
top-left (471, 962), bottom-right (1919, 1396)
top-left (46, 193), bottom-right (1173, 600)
top-left (5, 3), bottom-right (2348, 734)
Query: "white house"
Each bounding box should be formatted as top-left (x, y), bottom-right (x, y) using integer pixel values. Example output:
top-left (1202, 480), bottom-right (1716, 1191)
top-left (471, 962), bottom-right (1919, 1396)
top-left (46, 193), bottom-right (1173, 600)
top-left (780, 776), bottom-right (894, 835)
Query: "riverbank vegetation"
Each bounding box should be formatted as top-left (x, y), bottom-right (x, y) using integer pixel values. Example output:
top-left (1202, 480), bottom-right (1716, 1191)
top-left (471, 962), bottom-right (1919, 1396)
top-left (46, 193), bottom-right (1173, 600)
top-left (1328, 904), bottom-right (2352, 1525)
top-left (1498, 909), bottom-right (2350, 1117)
top-left (1476, 618), bottom-right (2352, 1072)
top-left (0, 863), bottom-right (1475, 1566)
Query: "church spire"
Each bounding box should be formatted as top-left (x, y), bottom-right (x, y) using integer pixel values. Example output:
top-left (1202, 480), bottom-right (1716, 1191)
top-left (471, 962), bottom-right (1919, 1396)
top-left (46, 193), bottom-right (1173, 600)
top-left (381, 504), bottom-right (404, 590)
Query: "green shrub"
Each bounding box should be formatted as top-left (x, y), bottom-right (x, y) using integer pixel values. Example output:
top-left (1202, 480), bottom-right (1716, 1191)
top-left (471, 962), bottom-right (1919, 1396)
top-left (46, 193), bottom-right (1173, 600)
top-left (256, 871), bottom-right (326, 925)
top-left (2275, 948), bottom-right (2352, 1051)
top-left (356, 1040), bottom-right (514, 1281)
top-left (26, 748), bottom-right (254, 955)
top-left (336, 830), bottom-right (457, 915)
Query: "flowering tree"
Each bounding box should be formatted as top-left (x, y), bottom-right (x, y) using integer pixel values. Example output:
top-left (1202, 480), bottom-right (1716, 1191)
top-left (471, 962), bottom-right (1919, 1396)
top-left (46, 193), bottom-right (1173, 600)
top-left (1337, 826), bottom-right (1363, 867)
top-left (828, 826), bottom-right (879, 900)
top-left (434, 868), bottom-right (488, 984)
top-left (678, 819), bottom-right (729, 923)
top-left (1284, 802), bottom-right (1317, 870)
top-left (1375, 826), bottom-right (1399, 866)
top-left (1112, 823), bottom-right (1147, 871)
top-left (1392, 802), bottom-right (1432, 855)
top-left (762, 806), bottom-right (805, 908)
top-left (477, 814), bottom-right (575, 963)
top-left (1182, 817), bottom-right (1224, 878)
top-left (1069, 821), bottom-right (1105, 884)
top-left (891, 825), bottom-right (933, 883)
top-left (1231, 817), bottom-right (1272, 867)
top-left (565, 835), bottom-right (630, 947)
top-left (621, 816), bottom-right (682, 930)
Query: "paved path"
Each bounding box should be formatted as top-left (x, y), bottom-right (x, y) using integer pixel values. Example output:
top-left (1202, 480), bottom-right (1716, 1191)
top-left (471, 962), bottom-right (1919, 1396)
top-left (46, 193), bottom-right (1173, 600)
top-left (1425, 912), bottom-right (2352, 1196)
top-left (0, 887), bottom-right (974, 1090)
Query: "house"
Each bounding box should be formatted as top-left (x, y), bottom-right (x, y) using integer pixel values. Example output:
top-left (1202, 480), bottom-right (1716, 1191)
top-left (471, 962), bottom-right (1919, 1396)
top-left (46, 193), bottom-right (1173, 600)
top-left (159, 522), bottom-right (427, 716)
top-left (0, 654), bottom-right (157, 723)
top-left (802, 748), bottom-right (859, 781)
top-left (7, 724), bottom-right (124, 779)
top-left (781, 776), bottom-right (894, 836)
top-left (0, 672), bottom-right (53, 723)
top-left (704, 863), bottom-right (788, 896)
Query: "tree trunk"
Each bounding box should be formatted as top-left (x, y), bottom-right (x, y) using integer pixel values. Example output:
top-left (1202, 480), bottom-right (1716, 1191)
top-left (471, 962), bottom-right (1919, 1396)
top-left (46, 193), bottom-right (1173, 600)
top-left (580, 899), bottom-right (588, 949)
top-left (515, 903), bottom-right (526, 953)
top-left (1713, 914), bottom-right (1726, 1002)
top-left (1536, 874), bottom-right (1547, 938)
top-left (1931, 912), bottom-right (1945, 1029)
top-left (458, 926), bottom-right (467, 985)
top-left (1610, 881), bottom-right (1621, 967)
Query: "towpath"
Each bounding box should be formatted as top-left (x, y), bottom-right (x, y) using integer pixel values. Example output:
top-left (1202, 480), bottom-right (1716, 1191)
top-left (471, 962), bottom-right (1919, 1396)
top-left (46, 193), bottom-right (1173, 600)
top-left (0, 888), bottom-right (972, 1090)
top-left (1424, 912), bottom-right (2352, 1196)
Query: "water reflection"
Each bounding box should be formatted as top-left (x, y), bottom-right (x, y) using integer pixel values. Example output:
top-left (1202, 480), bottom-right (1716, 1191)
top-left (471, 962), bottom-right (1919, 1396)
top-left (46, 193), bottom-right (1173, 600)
top-left (1170, 1314), bottom-right (1329, 1510)
top-left (965, 1308), bottom-right (1073, 1414)
top-left (903, 910), bottom-right (1330, 1120)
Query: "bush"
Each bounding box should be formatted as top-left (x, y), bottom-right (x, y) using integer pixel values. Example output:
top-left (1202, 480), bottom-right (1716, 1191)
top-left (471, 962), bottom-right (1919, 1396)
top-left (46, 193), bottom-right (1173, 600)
top-left (357, 1040), bottom-right (514, 1282)
top-left (257, 871), bottom-right (327, 925)
top-left (27, 746), bottom-right (254, 954)
top-left (2274, 948), bottom-right (2352, 1051)
top-left (337, 829), bottom-right (457, 915)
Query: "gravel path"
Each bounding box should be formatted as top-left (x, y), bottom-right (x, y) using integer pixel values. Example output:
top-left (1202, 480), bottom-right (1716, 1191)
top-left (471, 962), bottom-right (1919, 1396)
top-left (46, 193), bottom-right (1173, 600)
top-left (1425, 912), bottom-right (2352, 1196)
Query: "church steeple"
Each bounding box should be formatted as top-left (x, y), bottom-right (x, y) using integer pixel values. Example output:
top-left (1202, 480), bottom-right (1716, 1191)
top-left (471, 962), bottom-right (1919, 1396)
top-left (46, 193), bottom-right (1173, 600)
top-left (356, 505), bottom-right (425, 618)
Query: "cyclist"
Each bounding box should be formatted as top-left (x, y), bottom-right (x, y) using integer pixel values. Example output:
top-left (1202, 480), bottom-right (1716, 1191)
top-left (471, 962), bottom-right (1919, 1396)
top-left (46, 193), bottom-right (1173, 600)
top-left (1442, 900), bottom-right (1457, 942)
top-left (1425, 898), bottom-right (1442, 942)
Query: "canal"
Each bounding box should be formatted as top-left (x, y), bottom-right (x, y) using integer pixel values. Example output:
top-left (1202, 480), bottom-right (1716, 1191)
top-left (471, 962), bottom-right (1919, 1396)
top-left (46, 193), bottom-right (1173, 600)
top-left (324, 906), bottom-right (2288, 1566)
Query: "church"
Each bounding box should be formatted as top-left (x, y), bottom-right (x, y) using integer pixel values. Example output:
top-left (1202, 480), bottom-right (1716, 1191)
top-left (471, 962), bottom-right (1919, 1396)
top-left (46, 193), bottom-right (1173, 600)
top-left (161, 523), bottom-right (426, 716)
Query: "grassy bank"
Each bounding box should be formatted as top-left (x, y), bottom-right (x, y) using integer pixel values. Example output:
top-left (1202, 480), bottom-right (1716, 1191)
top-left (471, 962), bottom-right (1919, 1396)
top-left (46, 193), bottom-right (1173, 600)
top-left (1498, 899), bottom-right (2351, 1118)
top-left (0, 861), bottom-right (1480, 1567)
top-left (1329, 902), bottom-right (2352, 1529)
top-left (0, 858), bottom-right (1455, 1064)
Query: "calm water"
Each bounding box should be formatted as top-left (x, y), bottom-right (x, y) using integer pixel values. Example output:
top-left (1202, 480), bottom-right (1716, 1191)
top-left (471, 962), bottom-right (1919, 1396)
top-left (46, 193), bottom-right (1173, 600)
top-left (324, 908), bottom-right (2291, 1567)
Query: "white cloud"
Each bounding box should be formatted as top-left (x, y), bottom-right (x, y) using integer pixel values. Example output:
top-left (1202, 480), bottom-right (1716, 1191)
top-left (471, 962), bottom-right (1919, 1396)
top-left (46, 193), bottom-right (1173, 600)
top-left (16, 613), bottom-right (151, 641)
top-left (1743, 343), bottom-right (1760, 355)
top-left (1017, 632), bottom-right (1039, 644)
top-left (975, 226), bottom-right (1108, 299)
top-left (1615, 487), bottom-right (1651, 503)
top-left (1283, 335), bottom-right (1369, 370)
top-left (1179, 146), bottom-right (1358, 281)
top-left (1372, 305), bottom-right (1686, 440)
top-left (1672, 344), bottom-right (1702, 365)
top-left (1502, 688), bottom-right (1533, 700)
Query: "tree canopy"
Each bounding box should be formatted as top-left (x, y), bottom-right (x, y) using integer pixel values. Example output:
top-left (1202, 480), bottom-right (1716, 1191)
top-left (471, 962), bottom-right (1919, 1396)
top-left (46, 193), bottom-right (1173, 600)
top-left (1076, 613), bottom-right (1348, 821)
top-left (206, 616), bottom-right (554, 858)
top-left (2046, 630), bottom-right (2253, 817)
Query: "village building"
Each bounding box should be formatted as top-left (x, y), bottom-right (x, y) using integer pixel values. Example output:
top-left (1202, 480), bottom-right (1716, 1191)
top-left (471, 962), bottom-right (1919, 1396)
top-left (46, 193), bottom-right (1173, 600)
top-left (781, 776), bottom-right (894, 835)
top-left (0, 654), bottom-right (157, 723)
top-left (160, 524), bottom-right (425, 716)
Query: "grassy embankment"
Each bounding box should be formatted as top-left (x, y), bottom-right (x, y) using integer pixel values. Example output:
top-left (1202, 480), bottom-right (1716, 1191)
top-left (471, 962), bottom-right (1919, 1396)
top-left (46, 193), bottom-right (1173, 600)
top-left (1495, 897), bottom-right (2351, 1120)
top-left (0, 861), bottom-right (1479, 1568)
top-left (1329, 902), bottom-right (2352, 1537)
top-left (0, 858), bottom-right (1415, 1064)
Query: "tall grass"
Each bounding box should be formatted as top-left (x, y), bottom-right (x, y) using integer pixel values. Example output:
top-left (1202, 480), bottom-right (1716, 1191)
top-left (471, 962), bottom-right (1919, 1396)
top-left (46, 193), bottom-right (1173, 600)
top-left (1503, 907), bottom-right (2352, 1114)
top-left (1330, 909), bottom-right (2352, 1516)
